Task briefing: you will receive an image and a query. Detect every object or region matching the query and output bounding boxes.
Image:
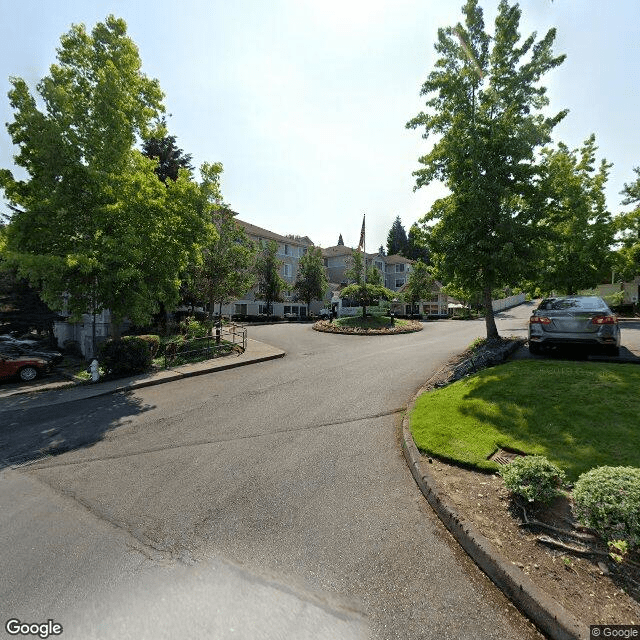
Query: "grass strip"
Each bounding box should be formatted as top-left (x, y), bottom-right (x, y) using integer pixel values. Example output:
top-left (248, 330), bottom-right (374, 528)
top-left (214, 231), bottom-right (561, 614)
top-left (410, 359), bottom-right (640, 479)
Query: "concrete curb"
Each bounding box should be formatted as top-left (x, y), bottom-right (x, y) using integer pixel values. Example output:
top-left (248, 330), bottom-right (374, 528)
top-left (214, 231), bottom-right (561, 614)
top-left (401, 358), bottom-right (590, 640)
top-left (0, 343), bottom-right (285, 402)
top-left (73, 350), bottom-right (287, 399)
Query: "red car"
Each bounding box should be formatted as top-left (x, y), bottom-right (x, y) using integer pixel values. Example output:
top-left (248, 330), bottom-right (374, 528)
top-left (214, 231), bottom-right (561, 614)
top-left (0, 352), bottom-right (51, 382)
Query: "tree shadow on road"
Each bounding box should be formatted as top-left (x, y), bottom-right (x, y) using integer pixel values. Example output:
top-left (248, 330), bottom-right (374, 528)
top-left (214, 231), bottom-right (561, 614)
top-left (0, 392), bottom-right (154, 470)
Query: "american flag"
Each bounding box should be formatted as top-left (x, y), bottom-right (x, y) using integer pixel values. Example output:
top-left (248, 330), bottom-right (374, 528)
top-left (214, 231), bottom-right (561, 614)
top-left (357, 215), bottom-right (365, 251)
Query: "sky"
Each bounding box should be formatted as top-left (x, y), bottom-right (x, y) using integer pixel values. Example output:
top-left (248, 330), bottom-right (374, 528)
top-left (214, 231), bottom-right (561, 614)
top-left (1, 0), bottom-right (639, 252)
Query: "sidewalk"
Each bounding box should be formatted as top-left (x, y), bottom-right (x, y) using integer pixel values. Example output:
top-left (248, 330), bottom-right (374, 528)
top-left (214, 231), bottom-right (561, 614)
top-left (0, 338), bottom-right (285, 410)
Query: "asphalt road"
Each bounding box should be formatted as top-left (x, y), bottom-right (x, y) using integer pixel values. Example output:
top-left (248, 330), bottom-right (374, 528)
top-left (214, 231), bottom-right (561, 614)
top-left (1, 302), bottom-right (611, 639)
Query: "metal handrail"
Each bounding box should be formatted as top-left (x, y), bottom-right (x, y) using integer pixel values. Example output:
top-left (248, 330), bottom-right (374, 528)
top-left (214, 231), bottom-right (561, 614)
top-left (163, 324), bottom-right (247, 368)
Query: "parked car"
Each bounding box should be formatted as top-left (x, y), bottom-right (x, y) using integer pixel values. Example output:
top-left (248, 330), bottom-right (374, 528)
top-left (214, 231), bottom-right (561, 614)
top-left (528, 296), bottom-right (621, 356)
top-left (0, 335), bottom-right (40, 347)
top-left (0, 343), bottom-right (63, 364)
top-left (0, 352), bottom-right (51, 382)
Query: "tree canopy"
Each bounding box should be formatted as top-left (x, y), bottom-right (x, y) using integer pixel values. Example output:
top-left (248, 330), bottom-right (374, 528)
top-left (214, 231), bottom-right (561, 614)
top-left (407, 0), bottom-right (566, 339)
top-left (193, 165), bottom-right (256, 321)
top-left (403, 260), bottom-right (434, 310)
top-left (342, 250), bottom-right (394, 316)
top-left (142, 118), bottom-right (194, 183)
top-left (293, 246), bottom-right (328, 310)
top-left (613, 167), bottom-right (640, 282)
top-left (255, 240), bottom-right (287, 317)
top-left (535, 135), bottom-right (613, 295)
top-left (0, 16), bottom-right (215, 331)
top-left (386, 216), bottom-right (408, 256)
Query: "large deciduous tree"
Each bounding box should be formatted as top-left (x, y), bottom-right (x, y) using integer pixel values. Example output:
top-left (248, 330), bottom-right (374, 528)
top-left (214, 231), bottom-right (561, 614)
top-left (293, 246), bottom-right (328, 312)
top-left (536, 135), bottom-right (613, 294)
top-left (0, 16), bottom-right (214, 337)
top-left (407, 0), bottom-right (566, 339)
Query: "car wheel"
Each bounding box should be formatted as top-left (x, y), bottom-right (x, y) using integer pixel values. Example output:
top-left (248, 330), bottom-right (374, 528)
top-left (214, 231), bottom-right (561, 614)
top-left (528, 341), bottom-right (542, 355)
top-left (19, 366), bottom-right (38, 382)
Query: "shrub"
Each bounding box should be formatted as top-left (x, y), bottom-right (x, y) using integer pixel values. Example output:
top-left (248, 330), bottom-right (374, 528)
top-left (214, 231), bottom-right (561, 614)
top-left (179, 316), bottom-right (213, 338)
top-left (99, 336), bottom-right (153, 376)
top-left (500, 455), bottom-right (566, 504)
top-left (573, 466), bottom-right (640, 548)
top-left (136, 334), bottom-right (160, 359)
top-left (62, 339), bottom-right (83, 358)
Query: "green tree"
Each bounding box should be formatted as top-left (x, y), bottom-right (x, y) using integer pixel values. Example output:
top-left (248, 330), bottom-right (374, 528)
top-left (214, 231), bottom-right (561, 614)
top-left (255, 240), bottom-right (287, 317)
top-left (403, 260), bottom-right (434, 317)
top-left (407, 0), bottom-right (566, 339)
top-left (405, 223), bottom-right (430, 263)
top-left (386, 216), bottom-right (408, 256)
top-left (613, 167), bottom-right (640, 282)
top-left (0, 16), bottom-right (214, 342)
top-left (366, 263), bottom-right (384, 286)
top-left (142, 118), bottom-right (194, 183)
top-left (536, 135), bottom-right (614, 294)
top-left (293, 246), bottom-right (328, 312)
top-left (194, 166), bottom-right (256, 327)
top-left (342, 250), bottom-right (394, 316)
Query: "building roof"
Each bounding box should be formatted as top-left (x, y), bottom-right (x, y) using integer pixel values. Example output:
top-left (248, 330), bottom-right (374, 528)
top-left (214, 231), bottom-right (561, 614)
top-left (322, 246), bottom-right (379, 259)
top-left (322, 245), bottom-right (354, 258)
top-left (383, 254), bottom-right (413, 265)
top-left (236, 219), bottom-right (314, 247)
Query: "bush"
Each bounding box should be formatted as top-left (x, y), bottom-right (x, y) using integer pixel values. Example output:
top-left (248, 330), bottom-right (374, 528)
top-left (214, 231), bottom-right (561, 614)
top-left (180, 316), bottom-right (214, 338)
top-left (136, 334), bottom-right (160, 359)
top-left (99, 336), bottom-right (153, 376)
top-left (500, 455), bottom-right (566, 504)
top-left (62, 339), bottom-right (83, 358)
top-left (573, 466), bottom-right (640, 548)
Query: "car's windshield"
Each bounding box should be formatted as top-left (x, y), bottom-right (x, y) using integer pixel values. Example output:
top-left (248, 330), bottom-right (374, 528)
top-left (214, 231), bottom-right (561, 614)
top-left (538, 297), bottom-right (607, 311)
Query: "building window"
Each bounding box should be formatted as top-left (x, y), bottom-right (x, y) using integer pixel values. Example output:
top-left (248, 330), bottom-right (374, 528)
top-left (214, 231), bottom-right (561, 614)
top-left (395, 278), bottom-right (405, 288)
top-left (375, 261), bottom-right (383, 271)
top-left (284, 244), bottom-right (292, 256)
top-left (283, 263), bottom-right (292, 277)
top-left (395, 263), bottom-right (405, 273)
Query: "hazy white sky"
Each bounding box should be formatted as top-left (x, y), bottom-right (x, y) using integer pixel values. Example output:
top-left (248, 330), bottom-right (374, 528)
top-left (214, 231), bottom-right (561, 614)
top-left (1, 0), bottom-right (639, 251)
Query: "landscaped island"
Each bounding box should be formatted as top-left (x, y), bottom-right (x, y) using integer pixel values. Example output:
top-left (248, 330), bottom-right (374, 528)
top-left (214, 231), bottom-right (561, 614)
top-left (313, 315), bottom-right (422, 335)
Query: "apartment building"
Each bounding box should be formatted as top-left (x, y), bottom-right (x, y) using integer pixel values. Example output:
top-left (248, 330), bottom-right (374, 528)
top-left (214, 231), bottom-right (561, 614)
top-left (228, 219), bottom-right (316, 317)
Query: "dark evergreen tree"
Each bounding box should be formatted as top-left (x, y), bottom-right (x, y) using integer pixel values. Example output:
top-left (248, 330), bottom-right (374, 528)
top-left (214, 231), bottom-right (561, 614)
top-left (142, 118), bottom-right (194, 183)
top-left (386, 216), bottom-right (408, 255)
top-left (337, 234), bottom-right (344, 246)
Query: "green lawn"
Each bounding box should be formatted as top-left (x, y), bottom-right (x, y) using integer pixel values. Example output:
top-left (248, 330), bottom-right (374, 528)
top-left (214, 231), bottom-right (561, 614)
top-left (335, 315), bottom-right (411, 329)
top-left (410, 360), bottom-right (640, 480)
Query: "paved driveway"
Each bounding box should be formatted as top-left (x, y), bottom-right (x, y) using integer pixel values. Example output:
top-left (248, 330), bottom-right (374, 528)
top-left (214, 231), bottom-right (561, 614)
top-left (2, 305), bottom-right (551, 639)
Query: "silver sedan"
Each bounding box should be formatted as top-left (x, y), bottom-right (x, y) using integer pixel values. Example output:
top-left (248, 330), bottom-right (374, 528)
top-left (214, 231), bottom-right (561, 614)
top-left (528, 296), bottom-right (621, 356)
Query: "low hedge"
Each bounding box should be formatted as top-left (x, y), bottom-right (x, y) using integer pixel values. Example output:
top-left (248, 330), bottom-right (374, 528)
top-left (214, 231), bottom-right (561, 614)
top-left (99, 335), bottom-right (157, 376)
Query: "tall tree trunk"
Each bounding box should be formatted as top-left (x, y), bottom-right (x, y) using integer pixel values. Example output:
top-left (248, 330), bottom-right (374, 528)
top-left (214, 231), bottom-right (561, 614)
top-left (483, 286), bottom-right (499, 340)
